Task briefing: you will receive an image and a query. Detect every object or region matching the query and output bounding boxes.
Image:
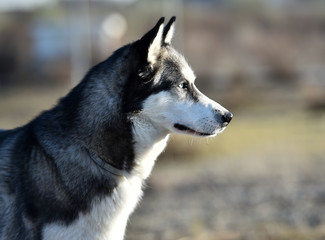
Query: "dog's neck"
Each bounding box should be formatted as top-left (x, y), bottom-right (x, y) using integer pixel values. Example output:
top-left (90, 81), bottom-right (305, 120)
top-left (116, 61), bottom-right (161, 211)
top-left (128, 114), bottom-right (169, 179)
top-left (77, 113), bottom-right (169, 180)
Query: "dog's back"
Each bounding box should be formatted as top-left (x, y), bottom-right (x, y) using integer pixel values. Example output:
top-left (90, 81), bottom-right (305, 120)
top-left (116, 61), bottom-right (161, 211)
top-left (0, 128), bottom-right (28, 239)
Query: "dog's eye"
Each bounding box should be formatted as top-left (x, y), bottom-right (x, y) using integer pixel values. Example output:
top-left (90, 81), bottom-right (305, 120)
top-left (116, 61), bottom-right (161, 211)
top-left (178, 82), bottom-right (189, 90)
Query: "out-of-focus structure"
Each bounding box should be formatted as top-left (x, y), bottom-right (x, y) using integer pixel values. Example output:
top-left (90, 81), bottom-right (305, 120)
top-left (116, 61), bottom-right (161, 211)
top-left (1, 0), bottom-right (324, 109)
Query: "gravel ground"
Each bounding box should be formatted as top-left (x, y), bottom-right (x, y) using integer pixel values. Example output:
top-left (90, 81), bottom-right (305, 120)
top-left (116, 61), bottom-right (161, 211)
top-left (127, 152), bottom-right (325, 240)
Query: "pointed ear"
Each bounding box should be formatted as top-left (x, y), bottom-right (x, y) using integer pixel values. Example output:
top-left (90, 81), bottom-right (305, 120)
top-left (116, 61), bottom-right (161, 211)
top-left (139, 17), bottom-right (165, 65)
top-left (162, 16), bottom-right (176, 45)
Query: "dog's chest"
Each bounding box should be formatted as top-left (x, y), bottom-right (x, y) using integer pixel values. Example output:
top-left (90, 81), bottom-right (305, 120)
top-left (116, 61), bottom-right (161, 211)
top-left (42, 176), bottom-right (143, 240)
top-left (42, 135), bottom-right (169, 240)
top-left (42, 120), bottom-right (169, 240)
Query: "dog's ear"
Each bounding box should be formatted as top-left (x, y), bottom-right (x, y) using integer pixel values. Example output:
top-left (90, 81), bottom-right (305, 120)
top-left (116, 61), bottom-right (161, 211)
top-left (162, 16), bottom-right (176, 45)
top-left (139, 17), bottom-right (165, 65)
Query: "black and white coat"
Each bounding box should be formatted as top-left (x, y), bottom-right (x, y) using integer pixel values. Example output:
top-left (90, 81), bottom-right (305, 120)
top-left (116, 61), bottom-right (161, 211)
top-left (0, 17), bottom-right (232, 240)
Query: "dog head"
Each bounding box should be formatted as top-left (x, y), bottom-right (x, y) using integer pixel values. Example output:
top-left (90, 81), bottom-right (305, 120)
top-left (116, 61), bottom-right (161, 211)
top-left (124, 17), bottom-right (232, 137)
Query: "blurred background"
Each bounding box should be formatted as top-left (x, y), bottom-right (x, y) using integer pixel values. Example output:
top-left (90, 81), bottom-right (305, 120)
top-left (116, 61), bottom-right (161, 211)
top-left (0, 0), bottom-right (325, 239)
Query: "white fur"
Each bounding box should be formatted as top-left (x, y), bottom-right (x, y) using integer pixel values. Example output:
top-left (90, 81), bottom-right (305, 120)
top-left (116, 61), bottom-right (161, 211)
top-left (194, 85), bottom-right (229, 115)
top-left (147, 24), bottom-right (164, 64)
top-left (181, 60), bottom-right (196, 83)
top-left (164, 23), bottom-right (175, 44)
top-left (141, 89), bottom-right (228, 137)
top-left (130, 115), bottom-right (170, 179)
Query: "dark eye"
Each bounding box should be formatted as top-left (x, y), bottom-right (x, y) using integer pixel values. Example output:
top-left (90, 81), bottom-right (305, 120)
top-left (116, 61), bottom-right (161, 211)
top-left (178, 81), bottom-right (189, 90)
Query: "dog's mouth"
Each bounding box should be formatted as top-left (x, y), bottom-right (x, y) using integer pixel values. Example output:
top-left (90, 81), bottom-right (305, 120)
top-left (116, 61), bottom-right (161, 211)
top-left (174, 123), bottom-right (213, 136)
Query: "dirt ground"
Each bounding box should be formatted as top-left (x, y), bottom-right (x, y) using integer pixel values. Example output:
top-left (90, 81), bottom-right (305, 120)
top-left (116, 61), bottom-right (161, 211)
top-left (127, 152), bottom-right (325, 240)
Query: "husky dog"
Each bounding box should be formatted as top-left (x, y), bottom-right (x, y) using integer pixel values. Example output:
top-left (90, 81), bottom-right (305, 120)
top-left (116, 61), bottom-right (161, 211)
top-left (0, 17), bottom-right (232, 240)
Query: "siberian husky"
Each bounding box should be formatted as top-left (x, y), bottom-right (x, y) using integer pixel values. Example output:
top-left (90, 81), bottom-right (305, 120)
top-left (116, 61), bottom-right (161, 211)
top-left (0, 17), bottom-right (232, 240)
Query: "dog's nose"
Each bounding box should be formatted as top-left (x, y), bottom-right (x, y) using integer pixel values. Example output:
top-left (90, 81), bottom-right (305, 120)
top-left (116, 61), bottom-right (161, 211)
top-left (222, 112), bottom-right (233, 124)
